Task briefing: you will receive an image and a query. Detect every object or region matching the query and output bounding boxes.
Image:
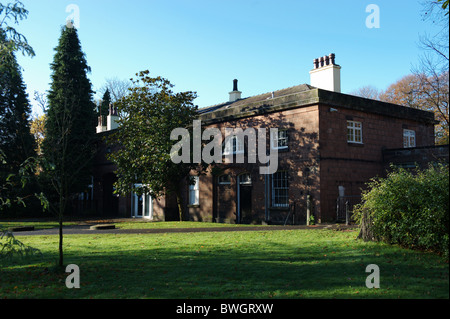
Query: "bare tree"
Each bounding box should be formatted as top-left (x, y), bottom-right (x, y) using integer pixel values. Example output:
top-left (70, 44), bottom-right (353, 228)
top-left (99, 77), bottom-right (134, 103)
top-left (413, 0), bottom-right (449, 143)
top-left (349, 85), bottom-right (381, 100)
top-left (33, 90), bottom-right (48, 113)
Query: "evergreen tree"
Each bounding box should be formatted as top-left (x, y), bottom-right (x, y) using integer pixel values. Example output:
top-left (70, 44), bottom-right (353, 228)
top-left (43, 26), bottom-right (96, 195)
top-left (0, 28), bottom-right (35, 207)
top-left (99, 88), bottom-right (111, 116)
top-left (42, 26), bottom-right (96, 267)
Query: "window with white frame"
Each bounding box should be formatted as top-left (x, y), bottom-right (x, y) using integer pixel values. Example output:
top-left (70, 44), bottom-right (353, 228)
top-left (189, 176), bottom-right (199, 205)
top-left (347, 121), bottom-right (363, 143)
top-left (403, 129), bottom-right (416, 148)
top-left (271, 129), bottom-right (289, 150)
top-left (271, 171), bottom-right (289, 208)
top-left (223, 135), bottom-right (244, 155)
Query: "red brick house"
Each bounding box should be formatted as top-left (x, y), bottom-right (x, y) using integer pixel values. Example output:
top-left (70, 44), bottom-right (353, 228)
top-left (91, 54), bottom-right (443, 224)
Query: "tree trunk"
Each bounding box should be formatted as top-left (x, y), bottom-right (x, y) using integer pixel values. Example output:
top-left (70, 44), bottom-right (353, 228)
top-left (357, 208), bottom-right (374, 241)
top-left (59, 215), bottom-right (63, 268)
top-left (58, 196), bottom-right (64, 268)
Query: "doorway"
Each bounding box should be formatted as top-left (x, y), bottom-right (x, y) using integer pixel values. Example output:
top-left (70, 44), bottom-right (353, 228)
top-left (131, 184), bottom-right (153, 219)
top-left (237, 173), bottom-right (252, 224)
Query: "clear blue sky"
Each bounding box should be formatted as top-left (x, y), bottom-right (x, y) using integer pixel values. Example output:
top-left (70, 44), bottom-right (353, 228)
top-left (13, 0), bottom-right (442, 117)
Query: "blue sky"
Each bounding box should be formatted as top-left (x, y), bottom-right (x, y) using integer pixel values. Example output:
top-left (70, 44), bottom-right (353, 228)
top-left (12, 0), bottom-right (442, 117)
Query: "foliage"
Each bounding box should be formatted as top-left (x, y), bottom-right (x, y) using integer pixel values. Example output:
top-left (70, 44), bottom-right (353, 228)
top-left (0, 0), bottom-right (35, 60)
top-left (30, 114), bottom-right (46, 155)
top-left (100, 77), bottom-right (133, 103)
top-left (440, 0), bottom-right (449, 11)
top-left (0, 30), bottom-right (35, 166)
top-left (353, 164), bottom-right (449, 257)
top-left (0, 29), bottom-right (36, 213)
top-left (108, 70), bottom-right (207, 221)
top-left (42, 25), bottom-right (97, 202)
top-left (40, 26), bottom-right (96, 267)
top-left (352, 72), bottom-right (449, 144)
top-left (0, 227), bottom-right (41, 259)
top-left (308, 214), bottom-right (315, 225)
top-left (97, 88), bottom-right (111, 116)
top-left (0, 152), bottom-right (42, 260)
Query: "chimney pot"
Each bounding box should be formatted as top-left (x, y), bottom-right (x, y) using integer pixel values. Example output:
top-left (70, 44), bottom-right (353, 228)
top-left (309, 53), bottom-right (341, 93)
top-left (319, 56), bottom-right (324, 67)
top-left (233, 79), bottom-right (238, 92)
top-left (229, 79), bottom-right (242, 102)
top-left (313, 58), bottom-right (319, 69)
top-left (329, 53), bottom-right (335, 65)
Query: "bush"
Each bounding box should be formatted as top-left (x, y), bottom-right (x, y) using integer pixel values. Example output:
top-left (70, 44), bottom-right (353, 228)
top-left (353, 163), bottom-right (449, 257)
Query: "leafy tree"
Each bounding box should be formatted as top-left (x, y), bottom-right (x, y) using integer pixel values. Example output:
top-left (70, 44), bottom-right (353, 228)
top-left (108, 70), bottom-right (206, 221)
top-left (0, 0), bottom-right (35, 61)
top-left (30, 114), bottom-right (46, 155)
top-left (378, 75), bottom-right (427, 109)
top-left (354, 164), bottom-right (449, 257)
top-left (41, 26), bottom-right (96, 268)
top-left (353, 73), bottom-right (449, 144)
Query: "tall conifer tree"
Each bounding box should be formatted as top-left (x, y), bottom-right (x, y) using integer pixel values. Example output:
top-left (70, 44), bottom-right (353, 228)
top-left (0, 29), bottom-right (35, 206)
top-left (99, 88), bottom-right (111, 116)
top-left (43, 25), bottom-right (96, 195)
top-left (42, 26), bottom-right (96, 267)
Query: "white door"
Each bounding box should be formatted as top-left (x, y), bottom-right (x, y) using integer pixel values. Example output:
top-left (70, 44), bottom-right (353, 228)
top-left (132, 184), bottom-right (153, 219)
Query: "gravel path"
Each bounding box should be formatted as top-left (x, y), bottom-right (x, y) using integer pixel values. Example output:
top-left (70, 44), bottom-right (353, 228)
top-left (11, 223), bottom-right (355, 236)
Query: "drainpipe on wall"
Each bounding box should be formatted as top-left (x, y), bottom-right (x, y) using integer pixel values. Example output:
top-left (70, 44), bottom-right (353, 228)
top-left (264, 174), bottom-right (268, 223)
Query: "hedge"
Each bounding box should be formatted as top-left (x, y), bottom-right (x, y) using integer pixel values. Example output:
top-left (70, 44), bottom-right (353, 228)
top-left (353, 163), bottom-right (449, 257)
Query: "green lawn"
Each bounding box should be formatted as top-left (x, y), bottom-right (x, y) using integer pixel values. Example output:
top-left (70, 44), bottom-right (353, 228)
top-left (0, 227), bottom-right (448, 299)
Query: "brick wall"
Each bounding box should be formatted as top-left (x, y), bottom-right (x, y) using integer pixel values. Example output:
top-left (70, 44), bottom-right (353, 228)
top-left (188, 105), bottom-right (321, 224)
top-left (318, 104), bottom-right (435, 221)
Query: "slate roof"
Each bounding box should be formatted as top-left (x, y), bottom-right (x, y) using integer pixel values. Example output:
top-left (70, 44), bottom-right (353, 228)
top-left (197, 84), bottom-right (315, 116)
top-left (197, 83), bottom-right (436, 126)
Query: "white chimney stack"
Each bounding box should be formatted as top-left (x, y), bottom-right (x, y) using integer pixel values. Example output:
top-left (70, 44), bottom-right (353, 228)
top-left (96, 115), bottom-right (107, 133)
top-left (107, 104), bottom-right (119, 131)
top-left (229, 79), bottom-right (242, 102)
top-left (309, 53), bottom-right (341, 93)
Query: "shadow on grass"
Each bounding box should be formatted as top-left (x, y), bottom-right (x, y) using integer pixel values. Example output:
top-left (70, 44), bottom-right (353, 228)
top-left (1, 231), bottom-right (448, 299)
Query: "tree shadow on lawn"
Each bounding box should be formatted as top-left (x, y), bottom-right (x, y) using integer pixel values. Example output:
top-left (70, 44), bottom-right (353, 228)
top-left (2, 238), bottom-right (447, 299)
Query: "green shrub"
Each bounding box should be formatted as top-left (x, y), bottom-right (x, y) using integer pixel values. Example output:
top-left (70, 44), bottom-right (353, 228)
top-left (353, 163), bottom-right (449, 257)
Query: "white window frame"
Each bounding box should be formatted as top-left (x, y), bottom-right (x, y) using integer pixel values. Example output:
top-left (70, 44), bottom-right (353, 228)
top-left (403, 129), bottom-right (416, 148)
top-left (271, 171), bottom-right (289, 208)
top-left (347, 120), bottom-right (363, 144)
top-left (271, 129), bottom-right (289, 150)
top-left (189, 176), bottom-right (199, 205)
top-left (131, 184), bottom-right (153, 219)
top-left (223, 135), bottom-right (244, 155)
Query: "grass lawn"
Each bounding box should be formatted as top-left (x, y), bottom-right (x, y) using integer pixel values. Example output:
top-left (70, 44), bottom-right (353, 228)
top-left (0, 226), bottom-right (448, 299)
